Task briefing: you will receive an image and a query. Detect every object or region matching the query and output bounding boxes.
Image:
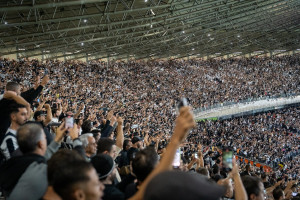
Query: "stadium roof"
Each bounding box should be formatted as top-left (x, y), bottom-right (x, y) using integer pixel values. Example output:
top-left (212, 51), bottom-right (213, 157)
top-left (0, 0), bottom-right (299, 61)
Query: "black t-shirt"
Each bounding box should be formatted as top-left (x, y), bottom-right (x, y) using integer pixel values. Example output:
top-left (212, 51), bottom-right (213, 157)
top-left (0, 99), bottom-right (15, 142)
top-left (103, 184), bottom-right (125, 200)
top-left (127, 147), bottom-right (139, 162)
top-left (263, 181), bottom-right (271, 189)
top-left (117, 150), bottom-right (129, 168)
top-left (35, 121), bottom-right (53, 145)
top-left (125, 182), bottom-right (138, 199)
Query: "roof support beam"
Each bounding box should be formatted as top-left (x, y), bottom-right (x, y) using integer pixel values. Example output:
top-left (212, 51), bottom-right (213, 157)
top-left (0, 0), bottom-right (109, 12)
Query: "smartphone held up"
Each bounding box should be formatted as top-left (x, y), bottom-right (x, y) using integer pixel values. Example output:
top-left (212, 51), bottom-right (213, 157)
top-left (65, 113), bottom-right (74, 129)
top-left (177, 97), bottom-right (188, 112)
top-left (172, 148), bottom-right (181, 168)
top-left (222, 148), bottom-right (233, 172)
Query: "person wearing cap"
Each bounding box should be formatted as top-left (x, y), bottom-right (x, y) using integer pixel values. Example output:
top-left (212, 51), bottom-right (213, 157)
top-left (127, 136), bottom-right (143, 162)
top-left (34, 104), bottom-right (53, 145)
top-left (34, 104), bottom-right (52, 127)
top-left (91, 154), bottom-right (125, 200)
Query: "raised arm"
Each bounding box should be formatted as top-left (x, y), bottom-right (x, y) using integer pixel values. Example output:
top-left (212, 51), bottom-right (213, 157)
top-left (4, 91), bottom-right (31, 119)
top-left (21, 75), bottom-right (49, 104)
top-left (197, 144), bottom-right (204, 168)
top-left (57, 103), bottom-right (62, 116)
top-left (44, 104), bottom-right (52, 126)
top-left (129, 107), bottom-right (196, 200)
top-left (74, 103), bottom-right (84, 119)
top-left (284, 180), bottom-right (297, 199)
top-left (44, 123), bottom-right (67, 160)
top-left (4, 91), bottom-right (30, 107)
top-left (115, 117), bottom-right (124, 150)
top-left (229, 158), bottom-right (248, 200)
top-left (36, 99), bottom-right (46, 111)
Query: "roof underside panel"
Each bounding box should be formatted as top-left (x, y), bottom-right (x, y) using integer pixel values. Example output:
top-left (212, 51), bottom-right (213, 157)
top-left (0, 0), bottom-right (299, 60)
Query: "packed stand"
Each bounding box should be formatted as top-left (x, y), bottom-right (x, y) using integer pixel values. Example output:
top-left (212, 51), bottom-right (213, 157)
top-left (0, 55), bottom-right (299, 200)
top-left (196, 106), bottom-right (300, 171)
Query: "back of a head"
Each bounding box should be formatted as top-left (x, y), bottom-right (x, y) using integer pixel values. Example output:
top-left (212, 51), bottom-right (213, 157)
top-left (273, 187), bottom-right (284, 200)
top-left (242, 175), bottom-right (262, 199)
top-left (17, 123), bottom-right (43, 154)
top-left (6, 82), bottom-right (20, 92)
top-left (47, 149), bottom-right (85, 185)
top-left (97, 138), bottom-right (114, 154)
top-left (144, 171), bottom-right (226, 200)
top-left (132, 146), bottom-right (158, 182)
top-left (52, 160), bottom-right (93, 200)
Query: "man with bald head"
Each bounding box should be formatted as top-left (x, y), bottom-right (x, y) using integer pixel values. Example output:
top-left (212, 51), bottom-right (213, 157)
top-left (0, 122), bottom-right (67, 199)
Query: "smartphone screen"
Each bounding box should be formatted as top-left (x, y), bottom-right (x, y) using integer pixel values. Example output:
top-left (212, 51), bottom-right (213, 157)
top-left (65, 116), bottom-right (74, 129)
top-left (292, 192), bottom-right (298, 197)
top-left (172, 148), bottom-right (181, 167)
top-left (194, 153), bottom-right (198, 159)
top-left (222, 150), bottom-right (233, 169)
top-left (177, 98), bottom-right (188, 111)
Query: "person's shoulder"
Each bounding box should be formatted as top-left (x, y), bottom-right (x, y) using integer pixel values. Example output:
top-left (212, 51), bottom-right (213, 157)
top-left (104, 184), bottom-right (125, 196)
top-left (0, 98), bottom-right (14, 104)
top-left (124, 182), bottom-right (137, 199)
top-left (129, 147), bottom-right (138, 152)
top-left (1, 131), bottom-right (17, 143)
top-left (0, 98), bottom-right (12, 110)
top-left (125, 182), bottom-right (137, 192)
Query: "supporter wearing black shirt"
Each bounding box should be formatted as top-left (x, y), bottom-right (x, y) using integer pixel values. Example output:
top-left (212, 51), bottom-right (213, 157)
top-left (0, 77), bottom-right (49, 140)
top-left (127, 137), bottom-right (143, 162)
top-left (116, 139), bottom-right (132, 169)
top-left (34, 108), bottom-right (53, 145)
top-left (91, 154), bottom-right (125, 200)
top-left (0, 83), bottom-right (30, 141)
top-left (125, 146), bottom-right (158, 198)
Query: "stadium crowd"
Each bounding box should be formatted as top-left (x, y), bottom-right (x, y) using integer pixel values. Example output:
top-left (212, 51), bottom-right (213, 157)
top-left (196, 106), bottom-right (300, 177)
top-left (0, 54), bottom-right (299, 200)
